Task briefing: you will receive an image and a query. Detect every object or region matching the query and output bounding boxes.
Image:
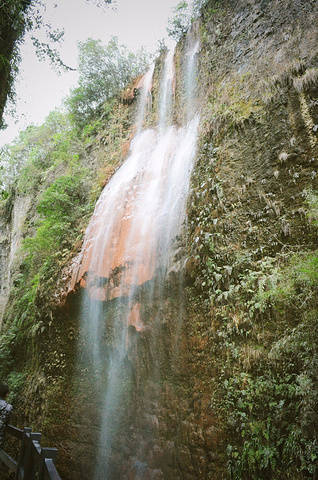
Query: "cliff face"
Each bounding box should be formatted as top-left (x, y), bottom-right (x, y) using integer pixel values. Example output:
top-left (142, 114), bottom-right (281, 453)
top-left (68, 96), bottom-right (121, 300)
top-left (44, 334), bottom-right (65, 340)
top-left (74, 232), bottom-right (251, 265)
top-left (0, 1), bottom-right (317, 479)
top-left (0, 195), bottom-right (31, 327)
top-left (185, 0), bottom-right (318, 478)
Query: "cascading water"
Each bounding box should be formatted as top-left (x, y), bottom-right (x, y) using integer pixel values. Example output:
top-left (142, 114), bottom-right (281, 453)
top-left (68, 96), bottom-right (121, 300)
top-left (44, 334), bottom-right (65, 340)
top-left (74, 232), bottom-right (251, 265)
top-left (71, 33), bottom-right (200, 479)
top-left (136, 63), bottom-right (155, 134)
top-left (158, 45), bottom-right (175, 131)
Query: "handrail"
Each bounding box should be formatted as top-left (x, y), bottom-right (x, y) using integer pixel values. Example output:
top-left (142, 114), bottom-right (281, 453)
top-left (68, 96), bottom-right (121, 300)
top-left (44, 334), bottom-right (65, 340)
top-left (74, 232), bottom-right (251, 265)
top-left (0, 425), bottom-right (62, 480)
top-left (7, 424), bottom-right (24, 440)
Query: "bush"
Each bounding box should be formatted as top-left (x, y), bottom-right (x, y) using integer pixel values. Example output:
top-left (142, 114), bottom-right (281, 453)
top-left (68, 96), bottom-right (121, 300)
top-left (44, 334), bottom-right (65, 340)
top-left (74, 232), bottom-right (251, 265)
top-left (66, 36), bottom-right (150, 132)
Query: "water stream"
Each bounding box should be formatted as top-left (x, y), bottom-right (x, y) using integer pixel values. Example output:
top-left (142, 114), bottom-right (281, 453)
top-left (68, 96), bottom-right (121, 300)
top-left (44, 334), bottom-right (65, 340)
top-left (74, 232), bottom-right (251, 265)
top-left (72, 33), bottom-right (200, 479)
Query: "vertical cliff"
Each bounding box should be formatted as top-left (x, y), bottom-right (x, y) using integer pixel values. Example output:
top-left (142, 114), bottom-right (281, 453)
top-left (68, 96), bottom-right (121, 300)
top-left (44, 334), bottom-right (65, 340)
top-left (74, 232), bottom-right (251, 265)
top-left (185, 0), bottom-right (318, 478)
top-left (0, 195), bottom-right (32, 328)
top-left (0, 1), bottom-right (317, 479)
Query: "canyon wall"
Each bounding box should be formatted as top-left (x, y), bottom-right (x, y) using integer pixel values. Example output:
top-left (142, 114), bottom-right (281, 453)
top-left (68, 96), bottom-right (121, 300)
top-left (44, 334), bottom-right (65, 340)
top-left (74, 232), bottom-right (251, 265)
top-left (0, 1), bottom-right (317, 479)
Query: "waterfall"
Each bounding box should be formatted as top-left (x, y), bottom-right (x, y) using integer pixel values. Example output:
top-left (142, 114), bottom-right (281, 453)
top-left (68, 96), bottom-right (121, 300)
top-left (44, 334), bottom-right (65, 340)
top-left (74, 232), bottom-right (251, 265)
top-left (185, 40), bottom-right (200, 120)
top-left (158, 45), bottom-right (175, 131)
top-left (136, 63), bottom-right (155, 133)
top-left (72, 35), bottom-right (200, 479)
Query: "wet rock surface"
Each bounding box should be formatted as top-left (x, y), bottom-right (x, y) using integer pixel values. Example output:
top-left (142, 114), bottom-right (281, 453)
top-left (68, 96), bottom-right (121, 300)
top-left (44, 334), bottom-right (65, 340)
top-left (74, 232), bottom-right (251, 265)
top-left (0, 1), bottom-right (317, 480)
top-left (46, 0), bottom-right (318, 478)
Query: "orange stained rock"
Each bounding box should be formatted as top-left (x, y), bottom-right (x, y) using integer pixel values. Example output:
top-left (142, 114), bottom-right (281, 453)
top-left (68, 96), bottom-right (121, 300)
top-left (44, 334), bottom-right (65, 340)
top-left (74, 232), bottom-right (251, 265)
top-left (68, 116), bottom-right (184, 302)
top-left (135, 72), bottom-right (153, 92)
top-left (128, 302), bottom-right (144, 332)
top-left (69, 185), bottom-right (158, 301)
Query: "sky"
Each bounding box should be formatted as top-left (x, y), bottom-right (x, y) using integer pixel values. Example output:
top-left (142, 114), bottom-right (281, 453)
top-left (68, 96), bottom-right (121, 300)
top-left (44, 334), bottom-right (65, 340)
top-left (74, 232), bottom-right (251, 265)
top-left (0, 0), bottom-right (181, 147)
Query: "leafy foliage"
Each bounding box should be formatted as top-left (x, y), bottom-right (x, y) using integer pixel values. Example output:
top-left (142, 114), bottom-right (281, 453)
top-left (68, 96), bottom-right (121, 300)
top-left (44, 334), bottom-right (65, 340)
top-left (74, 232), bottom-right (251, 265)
top-left (187, 120), bottom-right (318, 478)
top-left (306, 190), bottom-right (318, 227)
top-left (167, 0), bottom-right (208, 40)
top-left (0, 108), bottom-right (95, 385)
top-left (223, 249), bottom-right (318, 479)
top-left (0, 0), bottom-right (31, 127)
top-left (0, 110), bottom-right (80, 194)
top-left (24, 174), bottom-right (91, 262)
top-left (66, 36), bottom-right (151, 132)
top-left (0, 0), bottom-right (114, 127)
top-left (0, 31), bottom-right (137, 404)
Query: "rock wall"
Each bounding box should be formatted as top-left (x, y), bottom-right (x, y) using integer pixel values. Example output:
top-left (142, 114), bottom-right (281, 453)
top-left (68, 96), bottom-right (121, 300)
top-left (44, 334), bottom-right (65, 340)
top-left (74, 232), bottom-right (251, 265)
top-left (185, 0), bottom-right (318, 478)
top-left (58, 1), bottom-right (318, 477)
top-left (0, 1), bottom-right (317, 479)
top-left (0, 195), bottom-right (31, 327)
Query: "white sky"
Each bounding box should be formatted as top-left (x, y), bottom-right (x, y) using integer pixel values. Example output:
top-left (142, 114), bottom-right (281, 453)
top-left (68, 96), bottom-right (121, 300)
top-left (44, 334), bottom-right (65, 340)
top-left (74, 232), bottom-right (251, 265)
top-left (0, 0), bottom-right (180, 146)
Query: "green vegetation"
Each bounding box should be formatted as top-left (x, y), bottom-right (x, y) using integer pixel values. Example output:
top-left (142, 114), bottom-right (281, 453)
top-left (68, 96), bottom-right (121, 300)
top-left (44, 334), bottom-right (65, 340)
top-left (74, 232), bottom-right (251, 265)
top-left (0, 112), bottom-right (93, 383)
top-left (167, 0), bottom-right (209, 40)
top-left (66, 36), bottom-right (150, 132)
top-left (0, 1), bottom-right (317, 478)
top-left (0, 0), bottom-right (32, 127)
top-left (222, 249), bottom-right (318, 479)
top-left (188, 153), bottom-right (318, 478)
top-left (0, 32), bottom-right (147, 434)
top-left (185, 2), bottom-right (318, 471)
top-left (187, 63), bottom-right (318, 475)
top-left (0, 0), bottom-right (114, 128)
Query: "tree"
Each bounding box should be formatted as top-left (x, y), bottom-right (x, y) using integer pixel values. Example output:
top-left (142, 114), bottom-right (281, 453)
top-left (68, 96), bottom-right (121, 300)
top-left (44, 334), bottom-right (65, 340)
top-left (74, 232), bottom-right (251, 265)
top-left (0, 0), bottom-right (114, 129)
top-left (0, 0), bottom-right (32, 128)
top-left (66, 36), bottom-right (151, 132)
top-left (167, 0), bottom-right (208, 40)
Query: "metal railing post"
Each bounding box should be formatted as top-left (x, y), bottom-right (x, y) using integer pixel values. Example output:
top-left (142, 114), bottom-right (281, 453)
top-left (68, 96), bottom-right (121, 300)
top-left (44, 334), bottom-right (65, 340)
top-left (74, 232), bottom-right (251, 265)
top-left (38, 448), bottom-right (58, 480)
top-left (1, 425), bottom-right (62, 480)
top-left (15, 427), bottom-right (32, 480)
top-left (24, 432), bottom-right (42, 480)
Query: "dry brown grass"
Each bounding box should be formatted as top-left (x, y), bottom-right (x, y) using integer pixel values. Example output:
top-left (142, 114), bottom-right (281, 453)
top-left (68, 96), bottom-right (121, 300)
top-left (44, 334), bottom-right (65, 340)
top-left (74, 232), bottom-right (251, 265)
top-left (293, 68), bottom-right (318, 93)
top-left (240, 345), bottom-right (266, 371)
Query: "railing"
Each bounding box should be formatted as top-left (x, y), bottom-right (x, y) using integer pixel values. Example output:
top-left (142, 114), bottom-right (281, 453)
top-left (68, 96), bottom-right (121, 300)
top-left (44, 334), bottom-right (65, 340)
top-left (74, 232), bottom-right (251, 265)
top-left (0, 425), bottom-right (61, 480)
